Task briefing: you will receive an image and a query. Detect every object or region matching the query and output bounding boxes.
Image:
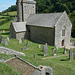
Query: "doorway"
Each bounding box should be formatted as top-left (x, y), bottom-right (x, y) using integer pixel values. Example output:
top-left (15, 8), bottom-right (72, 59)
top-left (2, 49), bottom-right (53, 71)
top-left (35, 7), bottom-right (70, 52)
top-left (62, 40), bottom-right (64, 46)
top-left (46, 72), bottom-right (50, 75)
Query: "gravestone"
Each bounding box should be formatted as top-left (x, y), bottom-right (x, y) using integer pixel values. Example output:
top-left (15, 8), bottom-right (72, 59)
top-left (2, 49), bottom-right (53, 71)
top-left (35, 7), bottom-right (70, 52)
top-left (0, 36), bottom-right (3, 43)
top-left (19, 39), bottom-right (22, 44)
top-left (55, 45), bottom-right (58, 50)
top-left (74, 50), bottom-right (75, 59)
top-left (3, 30), bottom-right (5, 33)
top-left (63, 46), bottom-right (66, 54)
top-left (26, 40), bottom-right (29, 46)
top-left (21, 38), bottom-right (24, 42)
top-left (22, 47), bottom-right (29, 50)
top-left (43, 43), bottom-right (48, 56)
top-left (38, 45), bottom-right (41, 48)
top-left (53, 48), bottom-right (56, 56)
top-left (4, 39), bottom-right (8, 45)
top-left (69, 48), bottom-right (73, 60)
top-left (7, 37), bottom-right (10, 41)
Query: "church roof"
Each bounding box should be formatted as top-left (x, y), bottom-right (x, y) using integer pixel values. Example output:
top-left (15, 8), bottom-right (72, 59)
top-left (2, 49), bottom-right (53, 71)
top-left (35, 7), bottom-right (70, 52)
top-left (26, 13), bottom-right (63, 28)
top-left (12, 22), bottom-right (26, 32)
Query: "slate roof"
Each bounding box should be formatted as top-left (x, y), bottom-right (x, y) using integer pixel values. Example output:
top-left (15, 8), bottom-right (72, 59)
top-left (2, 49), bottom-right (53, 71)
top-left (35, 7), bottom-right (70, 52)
top-left (26, 13), bottom-right (63, 28)
top-left (12, 22), bottom-right (26, 32)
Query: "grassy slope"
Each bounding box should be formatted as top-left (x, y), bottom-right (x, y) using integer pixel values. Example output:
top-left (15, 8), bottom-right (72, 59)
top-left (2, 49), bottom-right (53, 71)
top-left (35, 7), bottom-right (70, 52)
top-left (0, 11), bottom-right (17, 30)
top-left (0, 31), bottom-right (75, 75)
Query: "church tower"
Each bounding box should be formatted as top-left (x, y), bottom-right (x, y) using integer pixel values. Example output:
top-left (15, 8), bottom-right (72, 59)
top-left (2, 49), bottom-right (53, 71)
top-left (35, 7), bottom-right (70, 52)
top-left (16, 0), bottom-right (36, 22)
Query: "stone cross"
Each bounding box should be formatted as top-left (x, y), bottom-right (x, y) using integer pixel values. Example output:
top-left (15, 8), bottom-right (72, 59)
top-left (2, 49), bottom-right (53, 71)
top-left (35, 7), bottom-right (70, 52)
top-left (43, 43), bottom-right (48, 56)
top-left (74, 50), bottom-right (75, 59)
top-left (19, 39), bottom-right (22, 44)
top-left (4, 39), bottom-right (8, 45)
top-left (63, 46), bottom-right (66, 54)
top-left (7, 37), bottom-right (10, 41)
top-left (53, 48), bottom-right (56, 56)
top-left (69, 48), bottom-right (73, 60)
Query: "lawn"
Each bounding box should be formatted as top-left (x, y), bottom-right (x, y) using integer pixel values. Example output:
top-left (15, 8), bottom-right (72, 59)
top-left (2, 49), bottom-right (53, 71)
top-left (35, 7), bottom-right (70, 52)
top-left (0, 31), bottom-right (75, 75)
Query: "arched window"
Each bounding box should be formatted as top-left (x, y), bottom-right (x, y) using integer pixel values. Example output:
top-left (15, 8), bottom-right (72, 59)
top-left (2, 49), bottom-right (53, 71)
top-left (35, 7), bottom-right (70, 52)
top-left (46, 72), bottom-right (50, 75)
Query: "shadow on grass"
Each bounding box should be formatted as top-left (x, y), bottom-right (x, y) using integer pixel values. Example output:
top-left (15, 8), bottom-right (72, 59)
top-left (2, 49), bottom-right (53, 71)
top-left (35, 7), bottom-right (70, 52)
top-left (60, 58), bottom-right (69, 61)
top-left (37, 54), bottom-right (43, 56)
top-left (1, 32), bottom-right (10, 35)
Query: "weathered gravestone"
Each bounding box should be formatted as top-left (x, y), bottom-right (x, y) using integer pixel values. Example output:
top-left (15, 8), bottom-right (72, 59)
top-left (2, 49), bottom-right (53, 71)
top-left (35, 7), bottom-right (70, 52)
top-left (0, 36), bottom-right (3, 43)
top-left (53, 48), bottom-right (56, 56)
top-left (9, 34), bottom-right (11, 39)
top-left (55, 45), bottom-right (58, 50)
top-left (7, 37), bottom-right (10, 41)
top-left (4, 39), bottom-right (8, 45)
top-left (26, 40), bottom-right (29, 46)
top-left (3, 30), bottom-right (5, 33)
top-left (43, 43), bottom-right (48, 56)
top-left (74, 50), bottom-right (75, 59)
top-left (22, 47), bottom-right (29, 50)
top-left (19, 39), bottom-right (22, 44)
top-left (69, 48), bottom-right (73, 60)
top-left (63, 46), bottom-right (66, 54)
top-left (38, 45), bottom-right (41, 48)
top-left (21, 38), bottom-right (24, 42)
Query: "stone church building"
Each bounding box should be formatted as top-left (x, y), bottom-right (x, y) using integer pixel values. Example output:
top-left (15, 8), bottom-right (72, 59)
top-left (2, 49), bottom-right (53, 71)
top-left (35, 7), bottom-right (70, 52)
top-left (10, 0), bottom-right (72, 48)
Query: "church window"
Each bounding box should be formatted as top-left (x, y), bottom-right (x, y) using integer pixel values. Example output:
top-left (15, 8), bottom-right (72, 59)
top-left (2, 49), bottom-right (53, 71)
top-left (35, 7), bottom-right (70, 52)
top-left (62, 30), bottom-right (65, 36)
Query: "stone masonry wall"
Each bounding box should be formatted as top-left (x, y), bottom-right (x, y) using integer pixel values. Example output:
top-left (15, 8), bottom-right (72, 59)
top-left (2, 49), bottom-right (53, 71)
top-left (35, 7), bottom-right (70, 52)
top-left (55, 12), bottom-right (72, 47)
top-left (16, 32), bottom-right (26, 40)
top-left (30, 26), bottom-right (55, 45)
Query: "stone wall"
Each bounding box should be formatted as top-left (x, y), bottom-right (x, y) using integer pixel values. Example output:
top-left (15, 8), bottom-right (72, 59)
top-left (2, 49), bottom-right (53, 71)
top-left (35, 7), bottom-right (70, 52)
top-left (30, 26), bottom-right (55, 45)
top-left (55, 12), bottom-right (72, 47)
top-left (16, 32), bottom-right (26, 40)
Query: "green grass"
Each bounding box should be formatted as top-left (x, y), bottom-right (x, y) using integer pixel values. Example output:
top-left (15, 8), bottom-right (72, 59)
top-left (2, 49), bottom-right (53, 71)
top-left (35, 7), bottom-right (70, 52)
top-left (0, 20), bottom-right (13, 29)
top-left (3, 11), bottom-right (17, 16)
top-left (0, 31), bottom-right (75, 75)
top-left (0, 63), bottom-right (19, 75)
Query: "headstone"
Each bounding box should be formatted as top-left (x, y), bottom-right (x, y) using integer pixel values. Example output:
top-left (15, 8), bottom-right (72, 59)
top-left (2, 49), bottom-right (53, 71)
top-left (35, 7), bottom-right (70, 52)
top-left (3, 30), bottom-right (5, 33)
top-left (7, 37), bottom-right (10, 41)
top-left (55, 45), bottom-right (58, 50)
top-left (63, 46), bottom-right (66, 54)
top-left (21, 38), bottom-right (24, 42)
top-left (19, 39), bottom-right (22, 44)
top-left (34, 54), bottom-right (36, 58)
top-left (38, 45), bottom-right (41, 48)
top-left (74, 50), bottom-right (75, 59)
top-left (0, 36), bottom-right (3, 43)
top-left (69, 48), bottom-right (73, 60)
top-left (22, 47), bottom-right (29, 50)
top-left (26, 40), bottom-right (29, 46)
top-left (4, 39), bottom-right (8, 45)
top-left (53, 48), bottom-right (56, 56)
top-left (43, 43), bottom-right (48, 56)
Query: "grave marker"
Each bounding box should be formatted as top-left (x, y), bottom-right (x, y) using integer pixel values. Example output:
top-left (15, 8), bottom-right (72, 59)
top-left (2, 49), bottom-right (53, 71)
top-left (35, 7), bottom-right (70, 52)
top-left (43, 43), bottom-right (48, 56)
top-left (4, 39), bottom-right (8, 45)
top-left (53, 48), bottom-right (56, 56)
top-left (69, 48), bottom-right (73, 60)
top-left (74, 50), bottom-right (75, 59)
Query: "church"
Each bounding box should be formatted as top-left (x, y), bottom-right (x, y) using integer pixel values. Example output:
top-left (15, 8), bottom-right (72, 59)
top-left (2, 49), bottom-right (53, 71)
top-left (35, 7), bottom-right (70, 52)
top-left (10, 0), bottom-right (72, 48)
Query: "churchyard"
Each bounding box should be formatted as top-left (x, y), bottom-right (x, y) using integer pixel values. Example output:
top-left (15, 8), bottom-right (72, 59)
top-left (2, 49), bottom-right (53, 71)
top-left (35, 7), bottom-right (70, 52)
top-left (0, 30), bottom-right (75, 75)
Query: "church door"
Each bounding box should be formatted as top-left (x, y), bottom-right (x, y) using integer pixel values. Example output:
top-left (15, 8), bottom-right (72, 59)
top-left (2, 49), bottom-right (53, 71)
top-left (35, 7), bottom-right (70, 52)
top-left (62, 40), bottom-right (64, 46)
top-left (46, 72), bottom-right (50, 75)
